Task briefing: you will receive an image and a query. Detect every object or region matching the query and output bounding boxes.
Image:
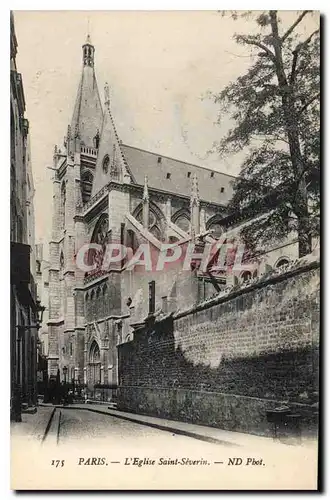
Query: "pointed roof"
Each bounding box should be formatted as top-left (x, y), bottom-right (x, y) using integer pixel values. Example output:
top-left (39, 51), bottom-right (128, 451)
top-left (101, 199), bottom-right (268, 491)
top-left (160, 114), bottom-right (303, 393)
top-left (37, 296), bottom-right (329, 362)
top-left (70, 38), bottom-right (103, 149)
top-left (92, 84), bottom-right (131, 196)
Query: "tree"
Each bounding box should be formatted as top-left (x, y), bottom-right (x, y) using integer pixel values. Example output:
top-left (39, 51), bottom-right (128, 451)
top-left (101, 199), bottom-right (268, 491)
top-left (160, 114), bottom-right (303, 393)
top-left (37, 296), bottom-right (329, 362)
top-left (212, 11), bottom-right (320, 257)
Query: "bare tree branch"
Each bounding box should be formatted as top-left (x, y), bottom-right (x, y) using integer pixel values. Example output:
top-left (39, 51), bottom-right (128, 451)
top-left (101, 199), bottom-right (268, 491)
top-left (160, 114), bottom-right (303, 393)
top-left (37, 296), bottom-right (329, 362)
top-left (235, 34), bottom-right (276, 61)
top-left (281, 11), bottom-right (311, 42)
top-left (251, 134), bottom-right (290, 144)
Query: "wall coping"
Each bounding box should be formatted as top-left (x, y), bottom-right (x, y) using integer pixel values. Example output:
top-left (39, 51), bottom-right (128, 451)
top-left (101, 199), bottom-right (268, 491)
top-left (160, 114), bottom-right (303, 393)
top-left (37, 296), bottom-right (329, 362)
top-left (117, 385), bottom-right (317, 409)
top-left (174, 255), bottom-right (320, 321)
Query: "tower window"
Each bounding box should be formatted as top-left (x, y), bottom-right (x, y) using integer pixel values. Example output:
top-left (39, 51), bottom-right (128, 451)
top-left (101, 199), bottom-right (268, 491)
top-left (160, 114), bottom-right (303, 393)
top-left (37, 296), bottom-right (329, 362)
top-left (187, 172), bottom-right (191, 178)
top-left (157, 157), bottom-right (162, 164)
top-left (102, 155), bottom-right (110, 173)
top-left (166, 173), bottom-right (171, 179)
top-left (210, 172), bottom-right (214, 178)
top-left (220, 187), bottom-right (225, 193)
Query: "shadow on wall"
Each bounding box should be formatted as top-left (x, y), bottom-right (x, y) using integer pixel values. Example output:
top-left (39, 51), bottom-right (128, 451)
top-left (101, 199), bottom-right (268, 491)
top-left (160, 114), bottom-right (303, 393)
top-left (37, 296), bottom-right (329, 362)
top-left (117, 316), bottom-right (318, 436)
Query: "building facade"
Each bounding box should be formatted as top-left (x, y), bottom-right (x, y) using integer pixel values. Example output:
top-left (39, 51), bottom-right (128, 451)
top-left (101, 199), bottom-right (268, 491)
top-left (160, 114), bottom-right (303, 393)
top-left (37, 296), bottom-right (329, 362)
top-left (47, 36), bottom-right (303, 397)
top-left (10, 12), bottom-right (39, 420)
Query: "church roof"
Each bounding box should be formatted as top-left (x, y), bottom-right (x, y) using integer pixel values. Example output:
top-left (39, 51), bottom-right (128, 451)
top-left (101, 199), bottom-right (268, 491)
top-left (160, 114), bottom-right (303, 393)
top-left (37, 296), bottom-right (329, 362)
top-left (71, 59), bottom-right (103, 149)
top-left (121, 144), bottom-right (235, 205)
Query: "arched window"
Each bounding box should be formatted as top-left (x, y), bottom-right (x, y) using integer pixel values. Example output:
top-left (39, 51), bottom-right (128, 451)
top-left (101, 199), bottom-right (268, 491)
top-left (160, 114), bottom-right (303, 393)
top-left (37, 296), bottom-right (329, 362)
top-left (92, 215), bottom-right (109, 247)
top-left (174, 215), bottom-right (190, 233)
top-left (102, 155), bottom-right (109, 173)
top-left (36, 260), bottom-right (41, 273)
top-left (89, 340), bottom-right (100, 363)
top-left (81, 170), bottom-right (93, 204)
top-left (60, 181), bottom-right (66, 230)
top-left (93, 130), bottom-right (100, 149)
top-left (135, 204), bottom-right (164, 241)
top-left (59, 251), bottom-right (64, 280)
top-left (241, 271), bottom-right (252, 283)
top-left (206, 215), bottom-right (224, 239)
top-left (276, 258), bottom-right (290, 269)
top-left (89, 340), bottom-right (101, 385)
top-left (208, 222), bottom-right (223, 239)
top-left (86, 214), bottom-right (109, 273)
top-left (172, 209), bottom-right (190, 234)
top-left (126, 229), bottom-right (139, 254)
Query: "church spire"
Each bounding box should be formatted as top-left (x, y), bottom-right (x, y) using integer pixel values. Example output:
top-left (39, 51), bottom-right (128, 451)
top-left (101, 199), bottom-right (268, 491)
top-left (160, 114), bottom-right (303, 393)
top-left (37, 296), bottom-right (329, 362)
top-left (70, 36), bottom-right (103, 150)
top-left (82, 34), bottom-right (95, 67)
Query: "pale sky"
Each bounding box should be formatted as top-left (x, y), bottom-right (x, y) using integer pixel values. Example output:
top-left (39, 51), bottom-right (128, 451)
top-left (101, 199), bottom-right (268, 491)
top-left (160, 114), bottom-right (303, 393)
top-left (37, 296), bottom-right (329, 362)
top-left (13, 10), bottom-right (319, 248)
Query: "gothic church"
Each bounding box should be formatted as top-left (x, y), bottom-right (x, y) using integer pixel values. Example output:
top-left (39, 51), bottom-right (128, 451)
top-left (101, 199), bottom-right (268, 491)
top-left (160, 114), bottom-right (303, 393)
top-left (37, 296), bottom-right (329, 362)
top-left (47, 36), bottom-right (297, 391)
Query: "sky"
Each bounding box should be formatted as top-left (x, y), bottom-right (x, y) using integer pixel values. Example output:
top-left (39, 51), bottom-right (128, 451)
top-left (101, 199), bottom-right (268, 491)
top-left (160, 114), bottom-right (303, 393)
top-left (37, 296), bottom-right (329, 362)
top-left (13, 10), bottom-right (319, 248)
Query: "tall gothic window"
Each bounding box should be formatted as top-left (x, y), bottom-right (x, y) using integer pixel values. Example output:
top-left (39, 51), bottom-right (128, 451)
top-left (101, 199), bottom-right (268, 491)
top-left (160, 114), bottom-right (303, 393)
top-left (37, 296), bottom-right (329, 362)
top-left (135, 206), bottom-right (163, 241)
top-left (59, 250), bottom-right (65, 317)
top-left (86, 214), bottom-right (109, 274)
top-left (126, 229), bottom-right (139, 254)
top-left (60, 181), bottom-right (66, 230)
top-left (81, 170), bottom-right (93, 204)
top-left (206, 216), bottom-right (224, 239)
top-left (174, 214), bottom-right (190, 233)
top-left (89, 340), bottom-right (101, 385)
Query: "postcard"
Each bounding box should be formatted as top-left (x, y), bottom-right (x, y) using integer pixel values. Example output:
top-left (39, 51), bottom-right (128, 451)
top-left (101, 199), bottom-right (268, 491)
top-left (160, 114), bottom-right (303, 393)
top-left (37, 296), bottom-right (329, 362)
top-left (10, 10), bottom-right (320, 490)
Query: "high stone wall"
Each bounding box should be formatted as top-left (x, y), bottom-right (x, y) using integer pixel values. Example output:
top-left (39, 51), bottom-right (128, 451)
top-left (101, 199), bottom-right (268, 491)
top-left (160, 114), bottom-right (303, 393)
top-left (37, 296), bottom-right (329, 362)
top-left (117, 257), bottom-right (320, 436)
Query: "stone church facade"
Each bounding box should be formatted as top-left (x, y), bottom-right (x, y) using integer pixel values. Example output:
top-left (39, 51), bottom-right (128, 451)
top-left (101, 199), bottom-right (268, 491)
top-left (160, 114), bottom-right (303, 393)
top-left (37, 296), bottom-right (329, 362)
top-left (47, 36), bottom-right (303, 392)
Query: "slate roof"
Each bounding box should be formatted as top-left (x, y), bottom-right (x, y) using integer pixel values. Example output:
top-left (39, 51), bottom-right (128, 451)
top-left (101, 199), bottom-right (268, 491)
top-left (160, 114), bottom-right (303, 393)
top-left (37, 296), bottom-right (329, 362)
top-left (121, 144), bottom-right (236, 205)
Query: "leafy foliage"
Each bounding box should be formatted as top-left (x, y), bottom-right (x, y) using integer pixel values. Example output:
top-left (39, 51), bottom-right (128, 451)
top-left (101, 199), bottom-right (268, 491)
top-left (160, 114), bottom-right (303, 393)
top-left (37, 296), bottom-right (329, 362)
top-left (212, 11), bottom-right (320, 257)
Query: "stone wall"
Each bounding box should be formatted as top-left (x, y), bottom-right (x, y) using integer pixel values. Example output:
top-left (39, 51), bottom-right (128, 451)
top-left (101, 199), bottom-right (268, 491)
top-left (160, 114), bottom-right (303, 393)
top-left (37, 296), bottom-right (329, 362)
top-left (117, 258), bottom-right (320, 436)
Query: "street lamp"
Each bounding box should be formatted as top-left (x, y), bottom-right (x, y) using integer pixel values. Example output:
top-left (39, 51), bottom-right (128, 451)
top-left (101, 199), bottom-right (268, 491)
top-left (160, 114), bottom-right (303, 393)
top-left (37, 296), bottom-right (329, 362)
top-left (63, 365), bottom-right (68, 384)
top-left (35, 298), bottom-right (46, 329)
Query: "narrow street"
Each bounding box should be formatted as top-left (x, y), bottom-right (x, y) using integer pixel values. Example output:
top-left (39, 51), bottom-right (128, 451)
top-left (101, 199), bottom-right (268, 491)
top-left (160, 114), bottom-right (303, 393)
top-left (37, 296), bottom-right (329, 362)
top-left (12, 406), bottom-right (318, 490)
top-left (45, 407), bottom-right (230, 455)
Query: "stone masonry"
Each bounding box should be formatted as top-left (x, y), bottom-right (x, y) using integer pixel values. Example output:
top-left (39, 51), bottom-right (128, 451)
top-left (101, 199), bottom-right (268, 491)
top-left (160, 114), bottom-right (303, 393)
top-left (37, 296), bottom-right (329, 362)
top-left (117, 258), bottom-right (320, 436)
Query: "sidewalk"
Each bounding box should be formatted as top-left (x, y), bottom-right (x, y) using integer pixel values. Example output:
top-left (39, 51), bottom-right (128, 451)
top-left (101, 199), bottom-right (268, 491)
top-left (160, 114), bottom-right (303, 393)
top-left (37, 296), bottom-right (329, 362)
top-left (39, 402), bottom-right (316, 451)
top-left (11, 406), bottom-right (55, 442)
